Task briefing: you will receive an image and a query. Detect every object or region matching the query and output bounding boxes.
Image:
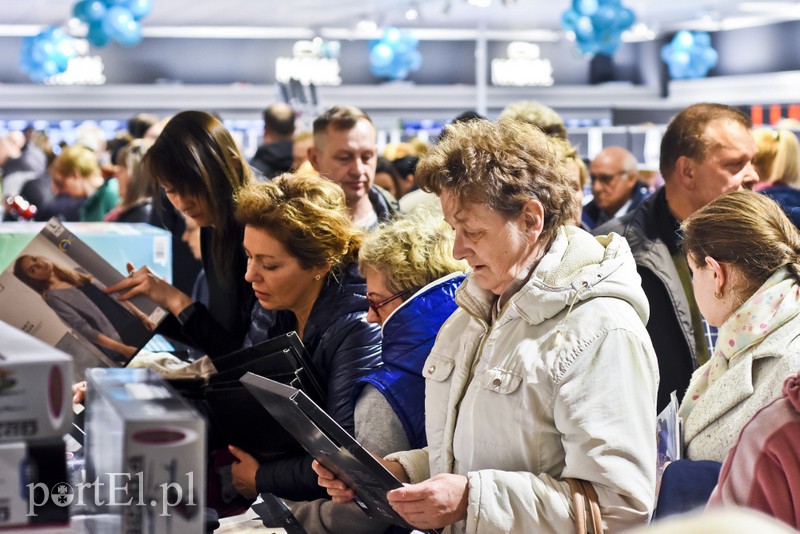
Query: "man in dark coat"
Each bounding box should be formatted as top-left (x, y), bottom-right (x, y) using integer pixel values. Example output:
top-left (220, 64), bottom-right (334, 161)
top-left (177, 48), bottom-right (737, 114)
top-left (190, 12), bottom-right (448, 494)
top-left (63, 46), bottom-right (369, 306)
top-left (250, 102), bottom-right (295, 178)
top-left (596, 103), bottom-right (759, 411)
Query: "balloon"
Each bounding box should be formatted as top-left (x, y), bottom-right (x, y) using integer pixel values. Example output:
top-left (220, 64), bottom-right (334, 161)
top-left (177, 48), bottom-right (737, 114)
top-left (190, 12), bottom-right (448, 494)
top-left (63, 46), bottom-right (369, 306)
top-left (87, 21), bottom-right (111, 46)
top-left (72, 0), bottom-right (90, 21)
top-left (694, 32), bottom-right (711, 48)
top-left (115, 19), bottom-right (142, 46)
top-left (701, 47), bottom-right (719, 68)
top-left (561, 9), bottom-right (580, 29)
top-left (370, 43), bottom-right (394, 68)
top-left (573, 0), bottom-right (599, 16)
top-left (84, 0), bottom-right (108, 22)
top-left (102, 6), bottom-right (135, 40)
top-left (673, 30), bottom-right (694, 51)
top-left (574, 16), bottom-right (594, 40)
top-left (616, 7), bottom-right (635, 30)
top-left (127, 0), bottom-right (153, 20)
top-left (592, 5), bottom-right (617, 31)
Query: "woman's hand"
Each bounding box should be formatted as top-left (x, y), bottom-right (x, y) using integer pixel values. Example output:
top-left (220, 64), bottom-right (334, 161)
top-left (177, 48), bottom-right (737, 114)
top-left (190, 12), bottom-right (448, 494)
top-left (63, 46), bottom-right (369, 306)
top-left (313, 460), bottom-right (357, 503)
top-left (387, 473), bottom-right (469, 530)
top-left (105, 263), bottom-right (193, 317)
top-left (228, 445), bottom-right (259, 500)
top-left (72, 381), bottom-right (87, 404)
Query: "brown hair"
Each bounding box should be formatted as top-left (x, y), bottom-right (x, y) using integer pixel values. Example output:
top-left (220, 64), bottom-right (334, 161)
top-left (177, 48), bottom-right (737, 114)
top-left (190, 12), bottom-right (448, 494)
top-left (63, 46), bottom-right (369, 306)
top-left (143, 110), bottom-right (254, 280)
top-left (660, 103), bottom-right (752, 180)
top-left (118, 138), bottom-right (155, 208)
top-left (13, 255), bottom-right (91, 297)
top-left (312, 105), bottom-right (373, 147)
top-left (416, 117), bottom-right (576, 249)
top-left (681, 190), bottom-right (800, 300)
top-left (235, 172), bottom-right (362, 273)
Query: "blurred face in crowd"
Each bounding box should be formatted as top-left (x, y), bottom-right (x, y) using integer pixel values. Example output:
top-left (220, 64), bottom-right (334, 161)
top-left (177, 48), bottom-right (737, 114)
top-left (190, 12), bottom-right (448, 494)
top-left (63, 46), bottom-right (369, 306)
top-left (242, 225), bottom-right (325, 316)
top-left (374, 171), bottom-right (398, 199)
top-left (441, 188), bottom-right (542, 297)
top-left (51, 171), bottom-right (83, 198)
top-left (292, 136), bottom-right (314, 171)
top-left (364, 268), bottom-right (406, 326)
top-left (686, 119), bottom-right (759, 212)
top-left (590, 148), bottom-right (637, 216)
top-left (309, 119), bottom-right (377, 209)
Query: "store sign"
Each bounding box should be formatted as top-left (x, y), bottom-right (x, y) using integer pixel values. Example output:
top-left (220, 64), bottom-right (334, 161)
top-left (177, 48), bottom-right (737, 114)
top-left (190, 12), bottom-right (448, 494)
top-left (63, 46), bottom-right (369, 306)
top-left (491, 42), bottom-right (553, 87)
top-left (275, 39), bottom-right (342, 86)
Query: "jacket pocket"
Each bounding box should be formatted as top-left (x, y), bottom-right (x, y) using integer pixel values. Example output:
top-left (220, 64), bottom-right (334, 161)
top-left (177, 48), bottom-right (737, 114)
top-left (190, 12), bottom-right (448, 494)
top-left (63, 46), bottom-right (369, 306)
top-left (422, 352), bottom-right (455, 382)
top-left (480, 366), bottom-right (523, 395)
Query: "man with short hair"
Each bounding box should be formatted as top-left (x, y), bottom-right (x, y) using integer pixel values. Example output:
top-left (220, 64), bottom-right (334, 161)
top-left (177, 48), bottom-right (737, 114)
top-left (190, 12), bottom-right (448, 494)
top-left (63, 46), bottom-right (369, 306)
top-left (582, 146), bottom-right (650, 229)
top-left (309, 105), bottom-right (396, 228)
top-left (250, 102), bottom-right (296, 178)
top-left (596, 103), bottom-right (759, 410)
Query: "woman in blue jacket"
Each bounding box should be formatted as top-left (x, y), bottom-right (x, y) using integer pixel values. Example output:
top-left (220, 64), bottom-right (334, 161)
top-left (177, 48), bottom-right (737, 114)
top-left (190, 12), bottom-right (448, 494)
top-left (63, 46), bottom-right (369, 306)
top-left (227, 173), bottom-right (382, 502)
top-left (289, 206), bottom-right (467, 533)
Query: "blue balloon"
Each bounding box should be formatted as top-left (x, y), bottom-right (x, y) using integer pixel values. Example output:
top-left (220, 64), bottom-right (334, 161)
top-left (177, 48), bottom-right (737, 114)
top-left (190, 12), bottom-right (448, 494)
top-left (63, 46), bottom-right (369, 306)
top-left (693, 31), bottom-right (711, 48)
top-left (574, 16), bottom-right (594, 40)
top-left (592, 5), bottom-right (617, 31)
top-left (616, 7), bottom-right (635, 29)
top-left (370, 43), bottom-right (394, 68)
top-left (102, 6), bottom-right (135, 40)
top-left (115, 19), bottom-right (142, 46)
top-left (72, 0), bottom-right (90, 22)
top-left (87, 21), bottom-right (111, 46)
top-left (599, 0), bottom-right (621, 4)
top-left (31, 39), bottom-right (55, 64)
top-left (673, 30), bottom-right (694, 51)
top-left (85, 0), bottom-right (108, 22)
top-left (660, 44), bottom-right (673, 63)
top-left (701, 47), bottom-right (719, 69)
top-left (573, 0), bottom-right (599, 16)
top-left (127, 0), bottom-right (152, 20)
top-left (561, 9), bottom-right (580, 29)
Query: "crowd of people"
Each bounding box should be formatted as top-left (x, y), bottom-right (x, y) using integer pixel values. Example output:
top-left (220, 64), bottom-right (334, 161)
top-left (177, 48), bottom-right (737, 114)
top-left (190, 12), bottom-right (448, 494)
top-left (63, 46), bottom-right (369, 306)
top-left (5, 98), bottom-right (800, 534)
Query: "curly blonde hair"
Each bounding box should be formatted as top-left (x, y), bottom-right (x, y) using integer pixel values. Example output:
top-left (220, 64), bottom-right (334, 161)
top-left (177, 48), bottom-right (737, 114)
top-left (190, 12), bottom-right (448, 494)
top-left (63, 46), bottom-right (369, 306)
top-left (235, 172), bottom-right (362, 271)
top-left (359, 206), bottom-right (467, 296)
top-left (753, 128), bottom-right (800, 187)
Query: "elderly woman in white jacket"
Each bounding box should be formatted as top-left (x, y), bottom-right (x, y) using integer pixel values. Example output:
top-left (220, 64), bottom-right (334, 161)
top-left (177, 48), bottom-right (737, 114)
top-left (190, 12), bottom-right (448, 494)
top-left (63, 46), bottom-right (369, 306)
top-left (315, 118), bottom-right (659, 533)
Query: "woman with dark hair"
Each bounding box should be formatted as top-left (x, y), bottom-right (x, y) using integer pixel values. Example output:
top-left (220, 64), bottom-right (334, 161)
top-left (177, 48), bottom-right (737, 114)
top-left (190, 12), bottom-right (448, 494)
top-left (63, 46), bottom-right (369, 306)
top-left (106, 110), bottom-right (257, 357)
top-left (14, 254), bottom-right (153, 364)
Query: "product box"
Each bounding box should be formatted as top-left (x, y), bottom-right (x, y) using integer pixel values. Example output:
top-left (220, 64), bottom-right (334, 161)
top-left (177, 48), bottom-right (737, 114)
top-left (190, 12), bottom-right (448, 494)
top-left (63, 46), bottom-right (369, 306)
top-left (0, 221), bottom-right (171, 282)
top-left (0, 322), bottom-right (72, 443)
top-left (0, 438), bottom-right (69, 529)
top-left (83, 368), bottom-right (205, 534)
top-left (0, 220), bottom-right (169, 376)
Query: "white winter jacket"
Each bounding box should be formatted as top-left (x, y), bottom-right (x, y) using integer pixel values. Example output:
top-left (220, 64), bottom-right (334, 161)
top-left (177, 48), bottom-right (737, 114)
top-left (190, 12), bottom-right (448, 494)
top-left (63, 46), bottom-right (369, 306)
top-left (388, 226), bottom-right (659, 533)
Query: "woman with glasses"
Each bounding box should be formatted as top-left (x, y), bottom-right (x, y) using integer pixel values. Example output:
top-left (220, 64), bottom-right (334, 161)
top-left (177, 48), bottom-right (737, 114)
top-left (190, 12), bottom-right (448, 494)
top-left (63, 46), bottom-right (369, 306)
top-left (288, 206), bottom-right (466, 533)
top-left (226, 172), bottom-right (382, 503)
top-left (314, 118), bottom-right (659, 533)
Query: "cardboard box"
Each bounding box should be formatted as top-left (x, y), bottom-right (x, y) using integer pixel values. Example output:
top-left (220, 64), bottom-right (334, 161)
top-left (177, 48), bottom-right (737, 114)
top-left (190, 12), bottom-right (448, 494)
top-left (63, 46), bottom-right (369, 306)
top-left (0, 222), bottom-right (171, 283)
top-left (0, 439), bottom-right (69, 529)
top-left (83, 368), bottom-right (205, 534)
top-left (0, 322), bottom-right (72, 442)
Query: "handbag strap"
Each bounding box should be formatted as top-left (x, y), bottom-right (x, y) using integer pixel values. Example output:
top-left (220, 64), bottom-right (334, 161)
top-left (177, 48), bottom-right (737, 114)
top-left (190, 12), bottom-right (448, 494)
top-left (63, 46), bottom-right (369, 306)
top-left (566, 478), bottom-right (604, 534)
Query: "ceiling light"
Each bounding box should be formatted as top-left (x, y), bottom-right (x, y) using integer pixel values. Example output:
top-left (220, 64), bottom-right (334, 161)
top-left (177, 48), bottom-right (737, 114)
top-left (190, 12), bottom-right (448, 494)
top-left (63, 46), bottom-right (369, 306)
top-left (405, 6), bottom-right (419, 20)
top-left (467, 0), bottom-right (492, 7)
top-left (356, 18), bottom-right (378, 32)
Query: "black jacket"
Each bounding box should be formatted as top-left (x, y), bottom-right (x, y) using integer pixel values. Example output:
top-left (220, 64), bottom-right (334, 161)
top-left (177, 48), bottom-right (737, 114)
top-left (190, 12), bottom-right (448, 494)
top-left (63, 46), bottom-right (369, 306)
top-left (250, 140), bottom-right (293, 179)
top-left (246, 263), bottom-right (383, 500)
top-left (595, 187), bottom-right (697, 411)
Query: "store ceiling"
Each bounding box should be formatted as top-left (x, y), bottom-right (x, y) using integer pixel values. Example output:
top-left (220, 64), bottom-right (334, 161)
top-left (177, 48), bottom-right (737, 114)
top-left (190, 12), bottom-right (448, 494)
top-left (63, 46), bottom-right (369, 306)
top-left (1, 0), bottom-right (800, 39)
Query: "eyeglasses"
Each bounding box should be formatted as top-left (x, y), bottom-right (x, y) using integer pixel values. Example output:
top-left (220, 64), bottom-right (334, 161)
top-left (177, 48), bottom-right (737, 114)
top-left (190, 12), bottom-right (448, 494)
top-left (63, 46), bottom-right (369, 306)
top-left (366, 289), bottom-right (411, 314)
top-left (590, 170), bottom-right (628, 186)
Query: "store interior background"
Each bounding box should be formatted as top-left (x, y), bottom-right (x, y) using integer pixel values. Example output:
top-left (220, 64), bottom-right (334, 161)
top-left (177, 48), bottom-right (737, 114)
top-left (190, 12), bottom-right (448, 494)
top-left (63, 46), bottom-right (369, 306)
top-left (0, 0), bottom-right (799, 166)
